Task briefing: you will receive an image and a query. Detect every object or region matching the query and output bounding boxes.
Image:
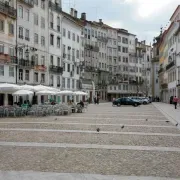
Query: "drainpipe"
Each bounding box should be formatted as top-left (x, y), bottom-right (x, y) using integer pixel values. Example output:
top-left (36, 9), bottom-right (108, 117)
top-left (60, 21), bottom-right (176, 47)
top-left (15, 0), bottom-right (18, 84)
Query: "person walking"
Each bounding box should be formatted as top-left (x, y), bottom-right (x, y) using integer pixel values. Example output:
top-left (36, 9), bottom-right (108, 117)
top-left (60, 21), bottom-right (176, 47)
top-left (173, 96), bottom-right (178, 109)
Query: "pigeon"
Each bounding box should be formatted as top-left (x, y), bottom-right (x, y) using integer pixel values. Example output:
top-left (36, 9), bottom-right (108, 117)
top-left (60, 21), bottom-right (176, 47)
top-left (165, 121), bottom-right (170, 123)
top-left (176, 123), bottom-right (179, 126)
top-left (121, 125), bottom-right (125, 129)
top-left (96, 128), bottom-right (100, 132)
top-left (146, 118), bottom-right (148, 121)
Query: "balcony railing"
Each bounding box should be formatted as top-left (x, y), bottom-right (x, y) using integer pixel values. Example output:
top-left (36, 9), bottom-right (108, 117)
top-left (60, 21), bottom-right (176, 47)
top-left (161, 83), bottom-right (168, 89)
top-left (166, 60), bottom-right (175, 71)
top-left (49, 65), bottom-right (63, 74)
top-left (49, 1), bottom-right (62, 13)
top-left (18, 59), bottom-right (35, 68)
top-left (84, 44), bottom-right (99, 52)
top-left (19, 0), bottom-right (34, 7)
top-left (0, 1), bottom-right (17, 18)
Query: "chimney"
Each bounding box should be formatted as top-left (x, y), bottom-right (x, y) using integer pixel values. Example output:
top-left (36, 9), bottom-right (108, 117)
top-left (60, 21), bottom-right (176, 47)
top-left (99, 19), bottom-right (103, 24)
top-left (70, 8), bottom-right (74, 16)
top-left (74, 10), bottom-right (78, 18)
top-left (81, 13), bottom-right (86, 20)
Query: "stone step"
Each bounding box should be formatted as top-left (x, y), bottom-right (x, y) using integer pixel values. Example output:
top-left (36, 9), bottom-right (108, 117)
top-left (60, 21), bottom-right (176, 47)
top-left (1, 130), bottom-right (180, 147)
top-left (1, 146), bottom-right (180, 178)
top-left (0, 123), bottom-right (178, 134)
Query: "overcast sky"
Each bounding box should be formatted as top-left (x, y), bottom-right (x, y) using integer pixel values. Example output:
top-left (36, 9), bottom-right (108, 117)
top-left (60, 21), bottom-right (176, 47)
top-left (62, 0), bottom-right (179, 44)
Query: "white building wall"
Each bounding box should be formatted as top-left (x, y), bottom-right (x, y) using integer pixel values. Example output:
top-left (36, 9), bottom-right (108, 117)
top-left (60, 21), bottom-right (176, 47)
top-left (61, 17), bottom-right (82, 91)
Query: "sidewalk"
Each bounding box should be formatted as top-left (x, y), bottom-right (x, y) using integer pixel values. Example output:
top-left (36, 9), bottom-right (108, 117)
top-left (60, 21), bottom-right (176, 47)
top-left (153, 102), bottom-right (180, 127)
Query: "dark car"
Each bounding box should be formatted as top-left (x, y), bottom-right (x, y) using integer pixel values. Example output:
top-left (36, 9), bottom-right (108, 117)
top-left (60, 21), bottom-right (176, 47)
top-left (113, 97), bottom-right (141, 107)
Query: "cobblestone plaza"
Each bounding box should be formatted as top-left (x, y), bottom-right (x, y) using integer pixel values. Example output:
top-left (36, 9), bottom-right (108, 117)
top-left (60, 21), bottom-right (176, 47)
top-left (0, 103), bottom-right (180, 180)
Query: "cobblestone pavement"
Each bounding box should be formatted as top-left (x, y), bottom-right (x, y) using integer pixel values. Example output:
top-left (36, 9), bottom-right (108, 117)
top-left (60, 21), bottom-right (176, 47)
top-left (0, 103), bottom-right (180, 180)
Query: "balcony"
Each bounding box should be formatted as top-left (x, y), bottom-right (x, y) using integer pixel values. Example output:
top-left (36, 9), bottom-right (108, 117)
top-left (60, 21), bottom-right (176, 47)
top-left (158, 68), bottom-right (164, 74)
top-left (49, 1), bottom-right (62, 13)
top-left (166, 61), bottom-right (175, 71)
top-left (161, 83), bottom-right (168, 89)
top-left (84, 66), bottom-right (97, 72)
top-left (19, 35), bottom-right (24, 39)
top-left (49, 65), bottom-right (63, 74)
top-left (0, 1), bottom-right (17, 19)
top-left (19, 0), bottom-right (34, 7)
top-left (25, 37), bottom-right (30, 41)
top-left (18, 59), bottom-right (35, 68)
top-left (34, 65), bottom-right (47, 72)
top-left (84, 44), bottom-right (99, 52)
top-left (97, 36), bottom-right (108, 43)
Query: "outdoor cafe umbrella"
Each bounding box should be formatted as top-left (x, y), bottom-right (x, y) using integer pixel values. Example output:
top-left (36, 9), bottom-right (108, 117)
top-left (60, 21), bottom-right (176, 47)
top-left (74, 91), bottom-right (88, 95)
top-left (21, 84), bottom-right (36, 92)
top-left (0, 83), bottom-right (20, 92)
top-left (56, 90), bottom-right (75, 95)
top-left (12, 90), bottom-right (34, 96)
top-left (36, 90), bottom-right (57, 95)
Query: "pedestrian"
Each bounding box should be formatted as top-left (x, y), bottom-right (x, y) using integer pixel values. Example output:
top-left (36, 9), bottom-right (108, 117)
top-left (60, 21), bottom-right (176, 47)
top-left (94, 96), bottom-right (96, 104)
top-left (97, 95), bottom-right (100, 104)
top-left (173, 96), bottom-right (178, 109)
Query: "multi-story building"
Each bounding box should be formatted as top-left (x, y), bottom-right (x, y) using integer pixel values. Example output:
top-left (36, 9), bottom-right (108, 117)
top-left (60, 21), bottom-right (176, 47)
top-left (152, 35), bottom-right (160, 99)
top-left (0, 0), bottom-right (17, 105)
top-left (16, 0), bottom-right (49, 86)
top-left (61, 9), bottom-right (83, 102)
top-left (157, 5), bottom-right (180, 102)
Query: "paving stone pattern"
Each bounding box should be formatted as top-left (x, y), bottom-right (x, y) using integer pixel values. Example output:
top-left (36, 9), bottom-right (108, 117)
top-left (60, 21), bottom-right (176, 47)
top-left (0, 103), bottom-right (180, 179)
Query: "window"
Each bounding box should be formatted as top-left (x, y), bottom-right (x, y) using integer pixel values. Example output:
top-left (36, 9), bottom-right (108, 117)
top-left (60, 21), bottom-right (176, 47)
top-left (72, 79), bottom-right (75, 89)
top-left (19, 69), bottom-right (23, 80)
top-left (34, 72), bottom-right (38, 82)
top-left (34, 0), bottom-right (38, 5)
top-left (8, 23), bottom-right (14, 35)
top-left (57, 37), bottom-right (60, 48)
top-left (9, 47), bottom-right (14, 56)
top-left (57, 76), bottom-right (60, 87)
top-left (57, 17), bottom-right (60, 32)
top-left (8, 66), bottom-right (14, 77)
top-left (50, 55), bottom-right (53, 65)
top-left (34, 33), bottom-right (38, 44)
top-left (0, 44), bottom-right (4, 53)
top-left (41, 17), bottom-right (45, 28)
top-left (114, 41), bottom-right (116, 45)
top-left (18, 5), bottom-right (23, 18)
top-left (50, 13), bottom-right (53, 28)
top-left (34, 54), bottom-right (38, 65)
top-left (19, 48), bottom-right (23, 59)
top-left (41, 36), bottom-right (45, 46)
top-left (62, 78), bottom-right (65, 88)
top-left (73, 33), bottom-right (75, 41)
top-left (77, 66), bottom-right (79, 74)
top-left (63, 62), bottom-right (65, 71)
top-left (50, 34), bottom-right (54, 45)
top-left (50, 75), bottom-right (53, 86)
top-left (77, 35), bottom-right (79, 43)
top-left (41, 0), bottom-right (45, 9)
top-left (0, 20), bottom-right (4, 32)
top-left (67, 78), bottom-right (70, 89)
top-left (25, 10), bottom-right (29, 21)
top-left (41, 56), bottom-right (45, 65)
top-left (25, 70), bottom-right (29, 81)
top-left (25, 29), bottom-right (29, 41)
top-left (76, 50), bottom-right (79, 59)
top-left (19, 27), bottom-right (23, 39)
top-left (34, 13), bottom-right (38, 25)
top-left (67, 64), bottom-right (70, 72)
top-left (57, 57), bottom-right (60, 66)
top-left (156, 79), bottom-right (158, 83)
top-left (0, 65), bottom-right (4, 76)
top-left (63, 28), bottom-right (66, 37)
top-left (68, 31), bottom-right (71, 39)
top-left (41, 73), bottom-right (45, 83)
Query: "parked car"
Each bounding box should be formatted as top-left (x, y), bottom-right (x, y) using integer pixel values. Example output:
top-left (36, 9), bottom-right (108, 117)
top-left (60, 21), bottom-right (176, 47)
top-left (129, 97), bottom-right (143, 104)
top-left (113, 97), bottom-right (141, 107)
top-left (140, 97), bottom-right (150, 105)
